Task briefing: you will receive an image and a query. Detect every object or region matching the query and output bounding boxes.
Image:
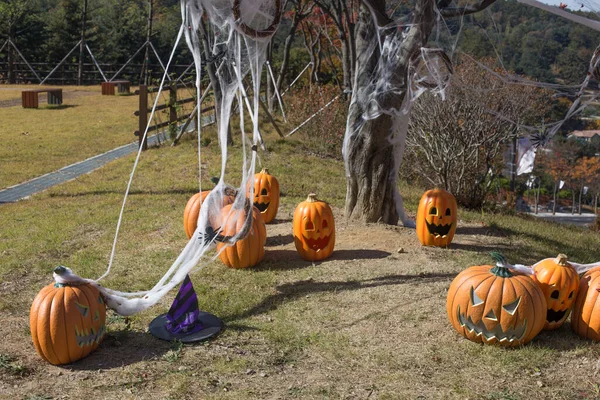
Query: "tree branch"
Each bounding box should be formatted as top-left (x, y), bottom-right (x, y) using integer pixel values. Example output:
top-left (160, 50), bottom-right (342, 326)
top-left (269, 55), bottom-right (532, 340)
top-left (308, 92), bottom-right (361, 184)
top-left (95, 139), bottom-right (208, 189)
top-left (439, 0), bottom-right (498, 18)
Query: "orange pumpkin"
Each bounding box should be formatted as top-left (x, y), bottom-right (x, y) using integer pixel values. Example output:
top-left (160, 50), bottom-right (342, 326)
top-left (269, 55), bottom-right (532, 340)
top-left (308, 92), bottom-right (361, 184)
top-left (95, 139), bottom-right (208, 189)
top-left (571, 267), bottom-right (600, 340)
top-left (532, 254), bottom-right (579, 330)
top-left (252, 168), bottom-right (280, 223)
top-left (447, 254), bottom-right (546, 347)
top-left (416, 189), bottom-right (457, 247)
top-left (217, 204), bottom-right (266, 268)
top-left (183, 190), bottom-right (234, 239)
top-left (293, 193), bottom-right (335, 261)
top-left (30, 269), bottom-right (107, 365)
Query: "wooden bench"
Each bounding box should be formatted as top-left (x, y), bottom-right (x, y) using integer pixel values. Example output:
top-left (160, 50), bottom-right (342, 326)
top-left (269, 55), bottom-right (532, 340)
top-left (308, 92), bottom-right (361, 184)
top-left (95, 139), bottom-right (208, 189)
top-left (101, 80), bottom-right (131, 95)
top-left (22, 89), bottom-right (63, 108)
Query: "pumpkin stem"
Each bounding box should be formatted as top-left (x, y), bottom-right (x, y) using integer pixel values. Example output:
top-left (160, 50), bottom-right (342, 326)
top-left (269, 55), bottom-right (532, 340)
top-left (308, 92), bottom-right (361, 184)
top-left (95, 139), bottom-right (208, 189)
top-left (555, 254), bottom-right (569, 266)
top-left (306, 193), bottom-right (318, 203)
top-left (54, 266), bottom-right (67, 275)
top-left (490, 252), bottom-right (513, 278)
top-left (261, 168), bottom-right (269, 175)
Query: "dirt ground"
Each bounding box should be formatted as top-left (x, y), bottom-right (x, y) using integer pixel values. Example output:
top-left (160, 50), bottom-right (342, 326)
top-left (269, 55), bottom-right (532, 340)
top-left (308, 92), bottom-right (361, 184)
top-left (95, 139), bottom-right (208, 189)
top-left (1, 213), bottom-right (599, 400)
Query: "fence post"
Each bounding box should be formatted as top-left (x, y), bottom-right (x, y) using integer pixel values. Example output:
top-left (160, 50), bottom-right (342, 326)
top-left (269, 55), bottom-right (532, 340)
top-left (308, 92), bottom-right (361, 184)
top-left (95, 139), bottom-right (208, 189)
top-left (139, 85), bottom-right (148, 150)
top-left (169, 81), bottom-right (177, 124)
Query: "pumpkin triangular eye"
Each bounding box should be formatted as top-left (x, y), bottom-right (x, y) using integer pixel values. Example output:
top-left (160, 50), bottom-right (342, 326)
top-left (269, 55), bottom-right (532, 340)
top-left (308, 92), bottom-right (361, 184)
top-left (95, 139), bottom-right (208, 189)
top-left (550, 290), bottom-right (560, 299)
top-left (322, 220), bottom-right (328, 228)
top-left (484, 309), bottom-right (497, 321)
top-left (75, 302), bottom-right (89, 317)
top-left (470, 287), bottom-right (484, 306)
top-left (445, 208), bottom-right (451, 216)
top-left (503, 298), bottom-right (521, 315)
top-left (305, 220), bottom-right (315, 231)
top-left (429, 207), bottom-right (438, 215)
top-left (260, 189), bottom-right (268, 195)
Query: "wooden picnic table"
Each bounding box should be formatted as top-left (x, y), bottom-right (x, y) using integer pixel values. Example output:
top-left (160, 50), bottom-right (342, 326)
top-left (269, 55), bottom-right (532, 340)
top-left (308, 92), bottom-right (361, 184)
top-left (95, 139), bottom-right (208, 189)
top-left (101, 80), bottom-right (131, 95)
top-left (21, 88), bottom-right (63, 108)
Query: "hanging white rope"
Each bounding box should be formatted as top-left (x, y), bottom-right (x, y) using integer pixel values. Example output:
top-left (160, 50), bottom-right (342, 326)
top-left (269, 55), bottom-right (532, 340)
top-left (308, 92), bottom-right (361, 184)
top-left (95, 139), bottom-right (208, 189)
top-left (286, 93), bottom-right (341, 137)
top-left (282, 61), bottom-right (312, 96)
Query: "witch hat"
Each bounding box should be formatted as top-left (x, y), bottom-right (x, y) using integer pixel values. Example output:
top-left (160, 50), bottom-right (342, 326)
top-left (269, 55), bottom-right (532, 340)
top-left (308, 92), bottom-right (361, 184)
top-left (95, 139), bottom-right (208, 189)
top-left (149, 275), bottom-right (223, 343)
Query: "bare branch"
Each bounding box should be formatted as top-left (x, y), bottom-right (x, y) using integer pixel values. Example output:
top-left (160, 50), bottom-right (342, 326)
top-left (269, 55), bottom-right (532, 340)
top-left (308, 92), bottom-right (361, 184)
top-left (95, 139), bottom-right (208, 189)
top-left (439, 0), bottom-right (498, 18)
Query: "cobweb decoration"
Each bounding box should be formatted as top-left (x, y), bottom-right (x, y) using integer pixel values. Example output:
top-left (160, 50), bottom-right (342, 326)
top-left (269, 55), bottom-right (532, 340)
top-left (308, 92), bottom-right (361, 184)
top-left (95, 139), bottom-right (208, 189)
top-left (55, 0), bottom-right (283, 316)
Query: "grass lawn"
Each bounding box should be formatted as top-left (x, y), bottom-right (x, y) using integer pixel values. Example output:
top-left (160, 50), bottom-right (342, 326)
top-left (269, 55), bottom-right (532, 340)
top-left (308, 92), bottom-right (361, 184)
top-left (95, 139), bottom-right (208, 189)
top-left (0, 84), bottom-right (197, 189)
top-left (1, 110), bottom-right (600, 399)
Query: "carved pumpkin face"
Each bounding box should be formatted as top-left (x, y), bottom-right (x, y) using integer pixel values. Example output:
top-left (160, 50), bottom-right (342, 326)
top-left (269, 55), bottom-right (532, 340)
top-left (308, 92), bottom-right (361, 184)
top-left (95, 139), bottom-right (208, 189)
top-left (533, 254), bottom-right (580, 330)
top-left (30, 278), bottom-right (107, 365)
top-left (447, 264), bottom-right (546, 347)
top-left (252, 168), bottom-right (280, 224)
top-left (293, 193), bottom-right (335, 261)
top-left (416, 189), bottom-right (457, 247)
top-left (571, 267), bottom-right (600, 341)
top-left (217, 204), bottom-right (267, 269)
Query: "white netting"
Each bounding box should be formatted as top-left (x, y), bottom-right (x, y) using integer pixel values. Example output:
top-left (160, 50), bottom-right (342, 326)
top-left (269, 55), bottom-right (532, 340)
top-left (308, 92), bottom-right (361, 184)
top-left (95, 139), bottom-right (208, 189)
top-left (56, 0), bottom-right (282, 316)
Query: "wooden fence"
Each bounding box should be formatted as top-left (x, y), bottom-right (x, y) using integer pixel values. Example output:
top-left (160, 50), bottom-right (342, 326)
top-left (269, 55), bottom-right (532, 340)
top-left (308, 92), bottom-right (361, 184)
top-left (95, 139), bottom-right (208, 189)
top-left (134, 82), bottom-right (216, 150)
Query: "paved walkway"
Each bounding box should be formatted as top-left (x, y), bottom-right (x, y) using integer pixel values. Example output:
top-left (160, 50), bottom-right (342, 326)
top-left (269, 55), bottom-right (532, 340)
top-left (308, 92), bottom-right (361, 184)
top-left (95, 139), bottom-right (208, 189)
top-left (529, 212), bottom-right (597, 227)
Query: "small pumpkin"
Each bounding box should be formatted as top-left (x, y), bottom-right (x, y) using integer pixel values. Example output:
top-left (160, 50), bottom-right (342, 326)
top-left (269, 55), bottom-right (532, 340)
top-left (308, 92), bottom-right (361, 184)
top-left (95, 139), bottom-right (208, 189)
top-left (217, 204), bottom-right (266, 268)
top-left (416, 188), bottom-right (457, 247)
top-left (293, 193), bottom-right (335, 261)
top-left (571, 266), bottom-right (600, 340)
top-left (446, 253), bottom-right (547, 347)
top-left (252, 168), bottom-right (280, 223)
top-left (183, 190), bottom-right (234, 239)
top-left (532, 254), bottom-right (579, 330)
top-left (30, 267), bottom-right (107, 365)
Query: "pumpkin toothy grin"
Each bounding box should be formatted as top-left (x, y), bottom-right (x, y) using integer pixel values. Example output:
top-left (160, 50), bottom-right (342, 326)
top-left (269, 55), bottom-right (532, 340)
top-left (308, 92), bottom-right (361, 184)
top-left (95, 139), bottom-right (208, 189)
top-left (457, 306), bottom-right (527, 343)
top-left (75, 325), bottom-right (106, 347)
top-left (254, 201), bottom-right (270, 213)
top-left (426, 221), bottom-right (452, 237)
top-left (303, 234), bottom-right (331, 251)
top-left (547, 309), bottom-right (567, 324)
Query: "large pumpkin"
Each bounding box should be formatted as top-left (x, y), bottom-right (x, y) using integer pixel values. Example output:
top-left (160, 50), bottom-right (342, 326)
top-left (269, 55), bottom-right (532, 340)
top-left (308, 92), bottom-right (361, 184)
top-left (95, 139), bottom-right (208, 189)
top-left (571, 267), bottom-right (600, 340)
top-left (252, 168), bottom-right (280, 223)
top-left (183, 190), bottom-right (234, 239)
top-left (30, 268), bottom-right (107, 365)
top-left (416, 188), bottom-right (457, 247)
top-left (447, 255), bottom-right (546, 347)
top-left (532, 254), bottom-right (579, 330)
top-left (293, 193), bottom-right (335, 261)
top-left (217, 204), bottom-right (266, 268)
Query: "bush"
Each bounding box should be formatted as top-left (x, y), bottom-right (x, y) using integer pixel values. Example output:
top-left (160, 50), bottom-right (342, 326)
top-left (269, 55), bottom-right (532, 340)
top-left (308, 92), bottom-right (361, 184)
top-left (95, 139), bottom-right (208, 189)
top-left (285, 85), bottom-right (348, 160)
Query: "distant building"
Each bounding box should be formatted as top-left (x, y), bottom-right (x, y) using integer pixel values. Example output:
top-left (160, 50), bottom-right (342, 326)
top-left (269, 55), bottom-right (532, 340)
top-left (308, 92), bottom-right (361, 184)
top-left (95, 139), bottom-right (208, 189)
top-left (567, 130), bottom-right (600, 144)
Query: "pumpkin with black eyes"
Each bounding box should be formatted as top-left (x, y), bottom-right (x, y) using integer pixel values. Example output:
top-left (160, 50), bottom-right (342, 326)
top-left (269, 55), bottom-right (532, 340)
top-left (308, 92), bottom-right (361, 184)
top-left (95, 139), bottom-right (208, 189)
top-left (293, 193), bottom-right (335, 261)
top-left (532, 254), bottom-right (579, 330)
top-left (447, 254), bottom-right (546, 347)
top-left (571, 267), bottom-right (600, 340)
top-left (252, 168), bottom-right (280, 223)
top-left (30, 268), bottom-right (107, 365)
top-left (217, 204), bottom-right (267, 269)
top-left (416, 188), bottom-right (457, 247)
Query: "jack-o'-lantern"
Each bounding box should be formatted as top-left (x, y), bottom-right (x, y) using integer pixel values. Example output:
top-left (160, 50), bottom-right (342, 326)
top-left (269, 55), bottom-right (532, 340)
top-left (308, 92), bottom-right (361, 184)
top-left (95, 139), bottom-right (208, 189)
top-left (416, 189), bottom-right (457, 247)
top-left (571, 267), bottom-right (600, 340)
top-left (183, 190), bottom-right (234, 239)
top-left (30, 267), bottom-right (107, 365)
top-left (217, 204), bottom-right (266, 268)
top-left (293, 193), bottom-right (335, 261)
top-left (252, 168), bottom-right (280, 223)
top-left (532, 254), bottom-right (579, 330)
top-left (447, 254), bottom-right (546, 347)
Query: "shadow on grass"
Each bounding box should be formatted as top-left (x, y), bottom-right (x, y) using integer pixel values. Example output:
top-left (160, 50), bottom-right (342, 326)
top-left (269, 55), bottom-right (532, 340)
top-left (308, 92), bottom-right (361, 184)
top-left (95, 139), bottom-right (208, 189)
top-left (450, 242), bottom-right (512, 253)
top-left (455, 225), bottom-right (508, 238)
top-left (42, 104), bottom-right (78, 110)
top-left (254, 249), bottom-right (310, 271)
top-left (265, 234), bottom-right (294, 247)
top-left (65, 331), bottom-right (171, 371)
top-left (533, 328), bottom-right (592, 351)
top-left (330, 249), bottom-right (391, 260)
top-left (226, 272), bottom-right (455, 322)
top-left (269, 218), bottom-right (292, 225)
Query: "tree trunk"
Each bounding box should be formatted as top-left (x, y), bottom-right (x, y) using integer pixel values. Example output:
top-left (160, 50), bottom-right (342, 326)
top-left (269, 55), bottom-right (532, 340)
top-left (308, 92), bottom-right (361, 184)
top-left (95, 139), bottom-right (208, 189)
top-left (572, 189), bottom-right (576, 215)
top-left (78, 0), bottom-right (88, 86)
top-left (579, 186), bottom-right (583, 215)
top-left (595, 193), bottom-right (598, 214)
top-left (276, 10), bottom-right (304, 93)
top-left (535, 182), bottom-right (540, 214)
top-left (343, 0), bottom-right (436, 226)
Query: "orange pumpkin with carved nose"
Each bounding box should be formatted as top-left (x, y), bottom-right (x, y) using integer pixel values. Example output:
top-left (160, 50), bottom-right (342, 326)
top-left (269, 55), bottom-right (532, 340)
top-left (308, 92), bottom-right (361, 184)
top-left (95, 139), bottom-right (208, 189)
top-left (416, 188), bottom-right (457, 247)
top-left (293, 193), bottom-right (335, 261)
top-left (252, 168), bottom-right (279, 223)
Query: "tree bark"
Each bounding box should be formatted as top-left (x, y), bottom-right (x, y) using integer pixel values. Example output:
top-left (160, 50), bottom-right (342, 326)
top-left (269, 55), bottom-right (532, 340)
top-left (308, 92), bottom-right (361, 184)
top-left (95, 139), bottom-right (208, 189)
top-left (553, 182), bottom-right (558, 215)
top-left (343, 0), bottom-right (436, 225)
top-left (579, 186), bottom-right (583, 215)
